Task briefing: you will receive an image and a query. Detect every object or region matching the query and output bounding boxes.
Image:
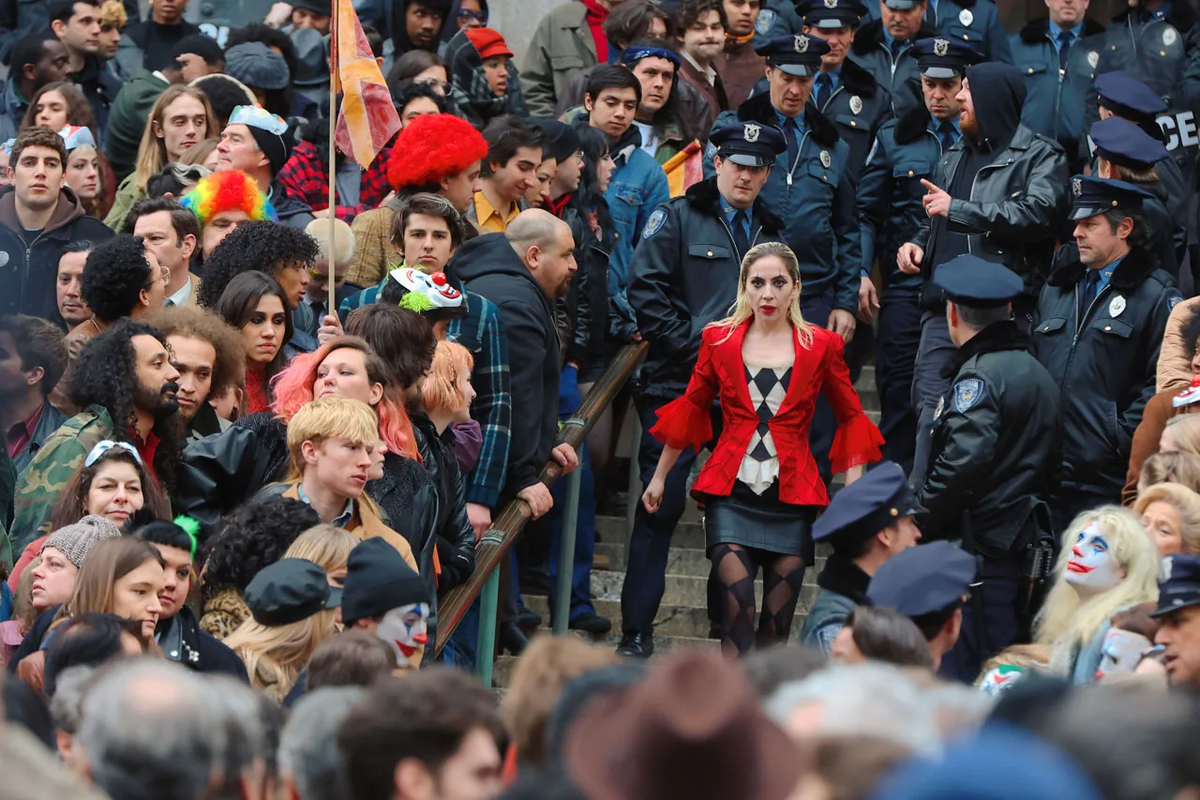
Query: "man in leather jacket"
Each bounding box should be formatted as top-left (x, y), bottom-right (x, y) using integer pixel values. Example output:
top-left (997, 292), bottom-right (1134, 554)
top-left (1033, 176), bottom-right (1181, 532)
top-left (897, 61), bottom-right (1068, 485)
top-left (621, 121), bottom-right (786, 658)
top-left (917, 255), bottom-right (1059, 681)
top-left (799, 462), bottom-right (922, 654)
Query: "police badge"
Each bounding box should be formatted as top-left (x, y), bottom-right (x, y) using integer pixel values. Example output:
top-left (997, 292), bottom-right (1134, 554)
top-left (1072, 176), bottom-right (1082, 196)
top-left (820, 150), bottom-right (831, 167)
top-left (959, 8), bottom-right (973, 25)
top-left (934, 38), bottom-right (949, 57)
top-left (825, 0), bottom-right (837, 8)
top-left (1164, 27), bottom-right (1178, 46)
top-left (794, 34), bottom-right (809, 53)
top-left (849, 95), bottom-right (863, 114)
top-left (1087, 50), bottom-right (1099, 68)
top-left (744, 122), bottom-right (761, 143)
top-left (953, 378), bottom-right (984, 413)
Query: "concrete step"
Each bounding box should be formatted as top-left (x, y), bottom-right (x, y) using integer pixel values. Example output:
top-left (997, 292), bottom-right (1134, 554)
top-left (592, 542), bottom-right (827, 580)
top-left (589, 570), bottom-right (821, 610)
top-left (524, 595), bottom-right (809, 641)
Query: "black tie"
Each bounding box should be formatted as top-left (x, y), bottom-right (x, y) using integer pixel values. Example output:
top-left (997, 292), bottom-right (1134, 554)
top-left (938, 120), bottom-right (957, 151)
top-left (814, 73), bottom-right (833, 109)
top-left (1081, 269), bottom-right (1100, 314)
top-left (890, 38), bottom-right (905, 59)
top-left (1058, 30), bottom-right (1072, 72)
top-left (782, 116), bottom-right (801, 169)
top-left (732, 209), bottom-right (751, 256)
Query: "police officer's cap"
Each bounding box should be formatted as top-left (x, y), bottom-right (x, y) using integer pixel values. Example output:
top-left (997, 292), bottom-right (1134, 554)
top-left (912, 37), bottom-right (978, 79)
top-left (798, 0), bottom-right (867, 29)
top-left (755, 34), bottom-right (831, 77)
top-left (711, 122), bottom-right (788, 167)
top-left (881, 0), bottom-right (923, 12)
top-left (867, 541), bottom-right (976, 619)
top-left (1094, 71), bottom-right (1168, 122)
top-left (1090, 116), bottom-right (1169, 170)
top-left (1151, 554), bottom-right (1200, 617)
top-left (1068, 174), bottom-right (1155, 221)
top-left (932, 255), bottom-right (1023, 309)
top-left (812, 461), bottom-right (924, 552)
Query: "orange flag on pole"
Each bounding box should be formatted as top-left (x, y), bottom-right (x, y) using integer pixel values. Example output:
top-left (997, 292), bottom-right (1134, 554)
top-left (334, 0), bottom-right (401, 169)
top-left (663, 140), bottom-right (705, 198)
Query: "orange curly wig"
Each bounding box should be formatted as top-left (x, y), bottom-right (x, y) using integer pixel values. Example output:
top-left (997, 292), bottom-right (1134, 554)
top-left (387, 113), bottom-right (489, 192)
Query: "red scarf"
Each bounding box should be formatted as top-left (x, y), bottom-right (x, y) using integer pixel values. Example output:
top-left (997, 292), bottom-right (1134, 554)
top-left (245, 366), bottom-right (272, 415)
top-left (580, 0), bottom-right (609, 62)
top-left (546, 192), bottom-right (572, 219)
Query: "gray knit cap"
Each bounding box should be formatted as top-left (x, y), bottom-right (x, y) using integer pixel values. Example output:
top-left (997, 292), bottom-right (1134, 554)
top-left (40, 515), bottom-right (123, 569)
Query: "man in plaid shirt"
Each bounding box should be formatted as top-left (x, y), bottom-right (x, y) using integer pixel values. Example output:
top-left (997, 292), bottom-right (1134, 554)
top-left (277, 138), bottom-right (394, 222)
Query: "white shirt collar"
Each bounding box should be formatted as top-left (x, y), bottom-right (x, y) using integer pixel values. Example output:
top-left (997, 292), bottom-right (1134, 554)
top-left (166, 276), bottom-right (193, 307)
top-left (682, 51), bottom-right (716, 85)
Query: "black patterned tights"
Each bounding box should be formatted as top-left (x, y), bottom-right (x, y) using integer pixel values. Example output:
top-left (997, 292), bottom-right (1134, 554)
top-left (710, 543), bottom-right (807, 656)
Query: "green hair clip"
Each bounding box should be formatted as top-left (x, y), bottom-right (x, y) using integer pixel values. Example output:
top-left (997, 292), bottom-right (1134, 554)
top-left (173, 515), bottom-right (201, 558)
top-left (399, 291), bottom-right (437, 314)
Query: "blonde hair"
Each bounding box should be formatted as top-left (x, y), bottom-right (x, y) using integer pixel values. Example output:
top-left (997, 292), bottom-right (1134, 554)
top-left (1164, 414), bottom-right (1200, 455)
top-left (1138, 450), bottom-right (1200, 495)
top-left (226, 609), bottom-right (337, 702)
top-left (421, 340), bottom-right (474, 413)
top-left (286, 396), bottom-right (380, 476)
top-left (1133, 483), bottom-right (1200, 556)
top-left (708, 242), bottom-right (813, 347)
top-left (501, 636), bottom-right (619, 766)
top-left (284, 524), bottom-right (358, 575)
top-left (1034, 506), bottom-right (1160, 662)
top-left (305, 218), bottom-right (356, 266)
top-left (134, 86), bottom-right (219, 193)
top-left (98, 0), bottom-right (127, 28)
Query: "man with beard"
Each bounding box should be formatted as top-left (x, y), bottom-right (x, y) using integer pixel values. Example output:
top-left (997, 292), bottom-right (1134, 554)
top-left (12, 319), bottom-right (181, 547)
top-left (897, 62), bottom-right (1068, 486)
top-left (149, 305), bottom-right (244, 443)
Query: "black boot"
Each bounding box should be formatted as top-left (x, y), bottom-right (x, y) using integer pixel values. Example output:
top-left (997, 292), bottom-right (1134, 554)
top-left (498, 621), bottom-right (529, 656)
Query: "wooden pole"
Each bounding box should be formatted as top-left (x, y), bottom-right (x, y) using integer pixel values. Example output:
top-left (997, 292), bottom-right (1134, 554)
top-left (327, 0), bottom-right (338, 314)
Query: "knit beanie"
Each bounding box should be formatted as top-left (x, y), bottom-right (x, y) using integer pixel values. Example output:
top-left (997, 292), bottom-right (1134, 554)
top-left (40, 515), bottom-right (123, 569)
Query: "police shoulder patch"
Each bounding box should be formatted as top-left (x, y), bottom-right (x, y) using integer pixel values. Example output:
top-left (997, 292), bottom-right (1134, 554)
top-left (815, 622), bottom-right (843, 655)
top-left (1168, 291), bottom-right (1184, 311)
top-left (953, 377), bottom-right (985, 413)
top-left (643, 208), bottom-right (668, 239)
top-left (755, 8), bottom-right (777, 34)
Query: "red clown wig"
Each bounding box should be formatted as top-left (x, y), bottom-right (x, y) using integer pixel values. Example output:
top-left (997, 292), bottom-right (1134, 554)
top-left (387, 113), bottom-right (489, 192)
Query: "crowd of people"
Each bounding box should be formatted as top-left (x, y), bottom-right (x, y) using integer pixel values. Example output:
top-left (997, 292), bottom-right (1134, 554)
top-left (1, 0), bottom-right (1200, 795)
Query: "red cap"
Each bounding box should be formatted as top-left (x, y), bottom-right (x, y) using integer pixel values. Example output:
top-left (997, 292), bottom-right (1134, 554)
top-left (465, 27), bottom-right (513, 61)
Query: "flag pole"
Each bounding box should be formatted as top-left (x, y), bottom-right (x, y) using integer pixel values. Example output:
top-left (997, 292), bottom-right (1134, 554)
top-left (328, 0), bottom-right (339, 315)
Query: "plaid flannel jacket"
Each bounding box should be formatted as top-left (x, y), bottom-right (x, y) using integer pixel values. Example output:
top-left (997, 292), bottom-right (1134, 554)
top-left (340, 281), bottom-right (512, 508)
top-left (277, 141), bottom-right (392, 222)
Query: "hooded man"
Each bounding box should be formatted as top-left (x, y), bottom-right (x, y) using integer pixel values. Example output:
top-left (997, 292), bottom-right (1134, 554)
top-left (897, 61), bottom-right (1068, 487)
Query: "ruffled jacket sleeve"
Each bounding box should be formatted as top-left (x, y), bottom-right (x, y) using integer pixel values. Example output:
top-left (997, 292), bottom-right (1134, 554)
top-left (821, 332), bottom-right (884, 475)
top-left (649, 333), bottom-right (720, 452)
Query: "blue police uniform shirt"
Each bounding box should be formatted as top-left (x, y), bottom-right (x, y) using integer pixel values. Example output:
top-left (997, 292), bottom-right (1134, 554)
top-left (774, 109), bottom-right (806, 152)
top-left (814, 68), bottom-right (841, 105)
top-left (1095, 256), bottom-right (1120, 295)
top-left (882, 29), bottom-right (913, 57)
top-left (721, 195), bottom-right (753, 241)
top-left (1049, 19), bottom-right (1084, 53)
top-left (937, 118), bottom-right (962, 144)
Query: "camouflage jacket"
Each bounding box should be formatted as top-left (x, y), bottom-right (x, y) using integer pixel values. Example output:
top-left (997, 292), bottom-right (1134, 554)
top-left (11, 405), bottom-right (114, 552)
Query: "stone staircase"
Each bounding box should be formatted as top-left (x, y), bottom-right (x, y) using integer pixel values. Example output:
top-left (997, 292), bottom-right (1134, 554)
top-left (491, 365), bottom-right (881, 686)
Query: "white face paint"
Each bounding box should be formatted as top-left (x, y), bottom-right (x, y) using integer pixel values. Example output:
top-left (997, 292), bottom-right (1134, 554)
top-left (977, 665), bottom-right (1028, 696)
top-left (375, 602), bottom-right (430, 662)
top-left (1064, 523), bottom-right (1125, 597)
top-left (1096, 628), bottom-right (1152, 681)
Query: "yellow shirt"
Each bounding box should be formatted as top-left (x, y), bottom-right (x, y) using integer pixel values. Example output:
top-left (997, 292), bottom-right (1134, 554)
top-left (474, 191), bottom-right (519, 233)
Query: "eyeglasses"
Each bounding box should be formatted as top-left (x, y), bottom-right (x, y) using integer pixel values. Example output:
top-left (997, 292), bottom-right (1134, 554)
top-left (458, 9), bottom-right (488, 23)
top-left (416, 77), bottom-right (453, 95)
top-left (85, 440), bottom-right (143, 468)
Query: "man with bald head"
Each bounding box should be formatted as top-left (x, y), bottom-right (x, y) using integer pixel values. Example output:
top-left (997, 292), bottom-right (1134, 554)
top-left (454, 209), bottom-right (580, 518)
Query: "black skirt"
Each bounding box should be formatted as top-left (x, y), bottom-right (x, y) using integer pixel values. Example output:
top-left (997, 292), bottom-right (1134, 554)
top-left (703, 481), bottom-right (816, 560)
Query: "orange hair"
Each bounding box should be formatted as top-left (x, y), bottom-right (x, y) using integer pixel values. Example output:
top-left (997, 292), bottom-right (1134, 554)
top-left (421, 340), bottom-right (474, 414)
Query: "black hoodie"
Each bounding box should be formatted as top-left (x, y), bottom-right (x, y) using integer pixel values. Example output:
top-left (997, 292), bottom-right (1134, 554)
top-left (392, 0), bottom-right (452, 57)
top-left (451, 232), bottom-right (561, 496)
top-left (934, 62), bottom-right (1027, 267)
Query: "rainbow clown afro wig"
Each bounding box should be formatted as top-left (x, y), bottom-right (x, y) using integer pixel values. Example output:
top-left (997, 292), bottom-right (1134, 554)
top-left (181, 169), bottom-right (278, 228)
top-left (387, 113), bottom-right (489, 192)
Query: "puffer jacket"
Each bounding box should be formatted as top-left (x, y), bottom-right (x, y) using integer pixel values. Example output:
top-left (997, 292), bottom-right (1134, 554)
top-left (1157, 295), bottom-right (1200, 393)
top-left (1032, 247), bottom-right (1181, 498)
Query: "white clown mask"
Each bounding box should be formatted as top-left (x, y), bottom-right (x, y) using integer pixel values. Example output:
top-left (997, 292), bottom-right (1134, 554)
top-left (1096, 628), bottom-right (1152, 681)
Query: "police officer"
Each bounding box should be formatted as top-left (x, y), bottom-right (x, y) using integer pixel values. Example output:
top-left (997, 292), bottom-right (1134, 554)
top-left (1152, 553), bottom-right (1200, 691)
top-left (917, 254), bottom-right (1059, 681)
top-left (800, 461), bottom-right (923, 654)
top-left (847, 0), bottom-right (939, 117)
top-left (622, 122), bottom-right (788, 658)
top-left (857, 37), bottom-right (974, 473)
top-left (1033, 176), bottom-right (1181, 532)
top-left (866, 540), bottom-right (976, 672)
top-left (860, 0), bottom-right (1011, 66)
top-left (1090, 116), bottom-right (1180, 277)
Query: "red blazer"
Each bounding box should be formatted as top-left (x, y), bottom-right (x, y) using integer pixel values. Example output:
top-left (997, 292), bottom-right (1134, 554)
top-left (651, 320), bottom-right (883, 507)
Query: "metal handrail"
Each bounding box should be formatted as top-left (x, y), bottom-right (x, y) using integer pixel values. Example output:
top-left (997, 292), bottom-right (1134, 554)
top-left (434, 342), bottom-right (648, 655)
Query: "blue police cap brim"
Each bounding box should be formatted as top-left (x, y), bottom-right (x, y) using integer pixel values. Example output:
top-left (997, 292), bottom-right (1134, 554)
top-left (775, 63), bottom-right (817, 77)
top-left (921, 66), bottom-right (962, 79)
top-left (1069, 203), bottom-right (1119, 221)
top-left (808, 17), bottom-right (854, 28)
top-left (1150, 591), bottom-right (1200, 617)
top-left (884, 0), bottom-right (920, 8)
top-left (726, 152), bottom-right (775, 167)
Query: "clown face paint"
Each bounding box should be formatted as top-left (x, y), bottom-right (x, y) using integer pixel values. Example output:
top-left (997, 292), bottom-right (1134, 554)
top-left (376, 602), bottom-right (430, 663)
top-left (1096, 628), bottom-right (1152, 681)
top-left (1064, 523), bottom-right (1125, 598)
top-left (977, 664), bottom-right (1027, 697)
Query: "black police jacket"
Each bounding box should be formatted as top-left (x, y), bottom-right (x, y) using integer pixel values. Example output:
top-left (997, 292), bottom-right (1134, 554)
top-left (812, 58), bottom-right (893, 183)
top-left (857, 106), bottom-right (948, 296)
top-left (1033, 247), bottom-right (1181, 498)
top-left (918, 321), bottom-right (1060, 559)
top-left (628, 177), bottom-right (785, 399)
top-left (848, 19), bottom-right (940, 118)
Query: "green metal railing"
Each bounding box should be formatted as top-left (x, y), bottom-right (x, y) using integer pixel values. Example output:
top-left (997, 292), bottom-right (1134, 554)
top-left (433, 343), bottom-right (648, 682)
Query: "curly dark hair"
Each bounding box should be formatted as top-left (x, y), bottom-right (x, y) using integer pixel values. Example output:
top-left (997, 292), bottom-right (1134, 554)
top-left (79, 235), bottom-right (154, 323)
top-left (68, 319), bottom-right (185, 491)
top-left (199, 495), bottom-right (319, 603)
top-left (197, 222), bottom-right (320, 309)
top-left (390, 79), bottom-right (450, 117)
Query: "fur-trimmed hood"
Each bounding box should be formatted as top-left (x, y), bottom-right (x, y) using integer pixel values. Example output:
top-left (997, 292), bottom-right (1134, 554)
top-left (851, 18), bottom-right (940, 56)
top-left (684, 176), bottom-right (786, 235)
top-left (734, 91), bottom-right (841, 147)
top-left (839, 57), bottom-right (882, 98)
top-left (895, 104), bottom-right (936, 145)
top-left (1018, 16), bottom-right (1106, 43)
top-left (1047, 245), bottom-right (1160, 289)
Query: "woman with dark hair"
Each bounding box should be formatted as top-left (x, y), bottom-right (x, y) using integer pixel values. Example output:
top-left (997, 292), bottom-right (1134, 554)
top-left (443, 25), bottom-right (527, 130)
top-left (830, 606), bottom-right (936, 669)
top-left (214, 271), bottom-right (294, 415)
top-left (1126, 305), bottom-right (1200, 503)
top-left (133, 520), bottom-right (248, 679)
top-left (389, 48), bottom-right (450, 93)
